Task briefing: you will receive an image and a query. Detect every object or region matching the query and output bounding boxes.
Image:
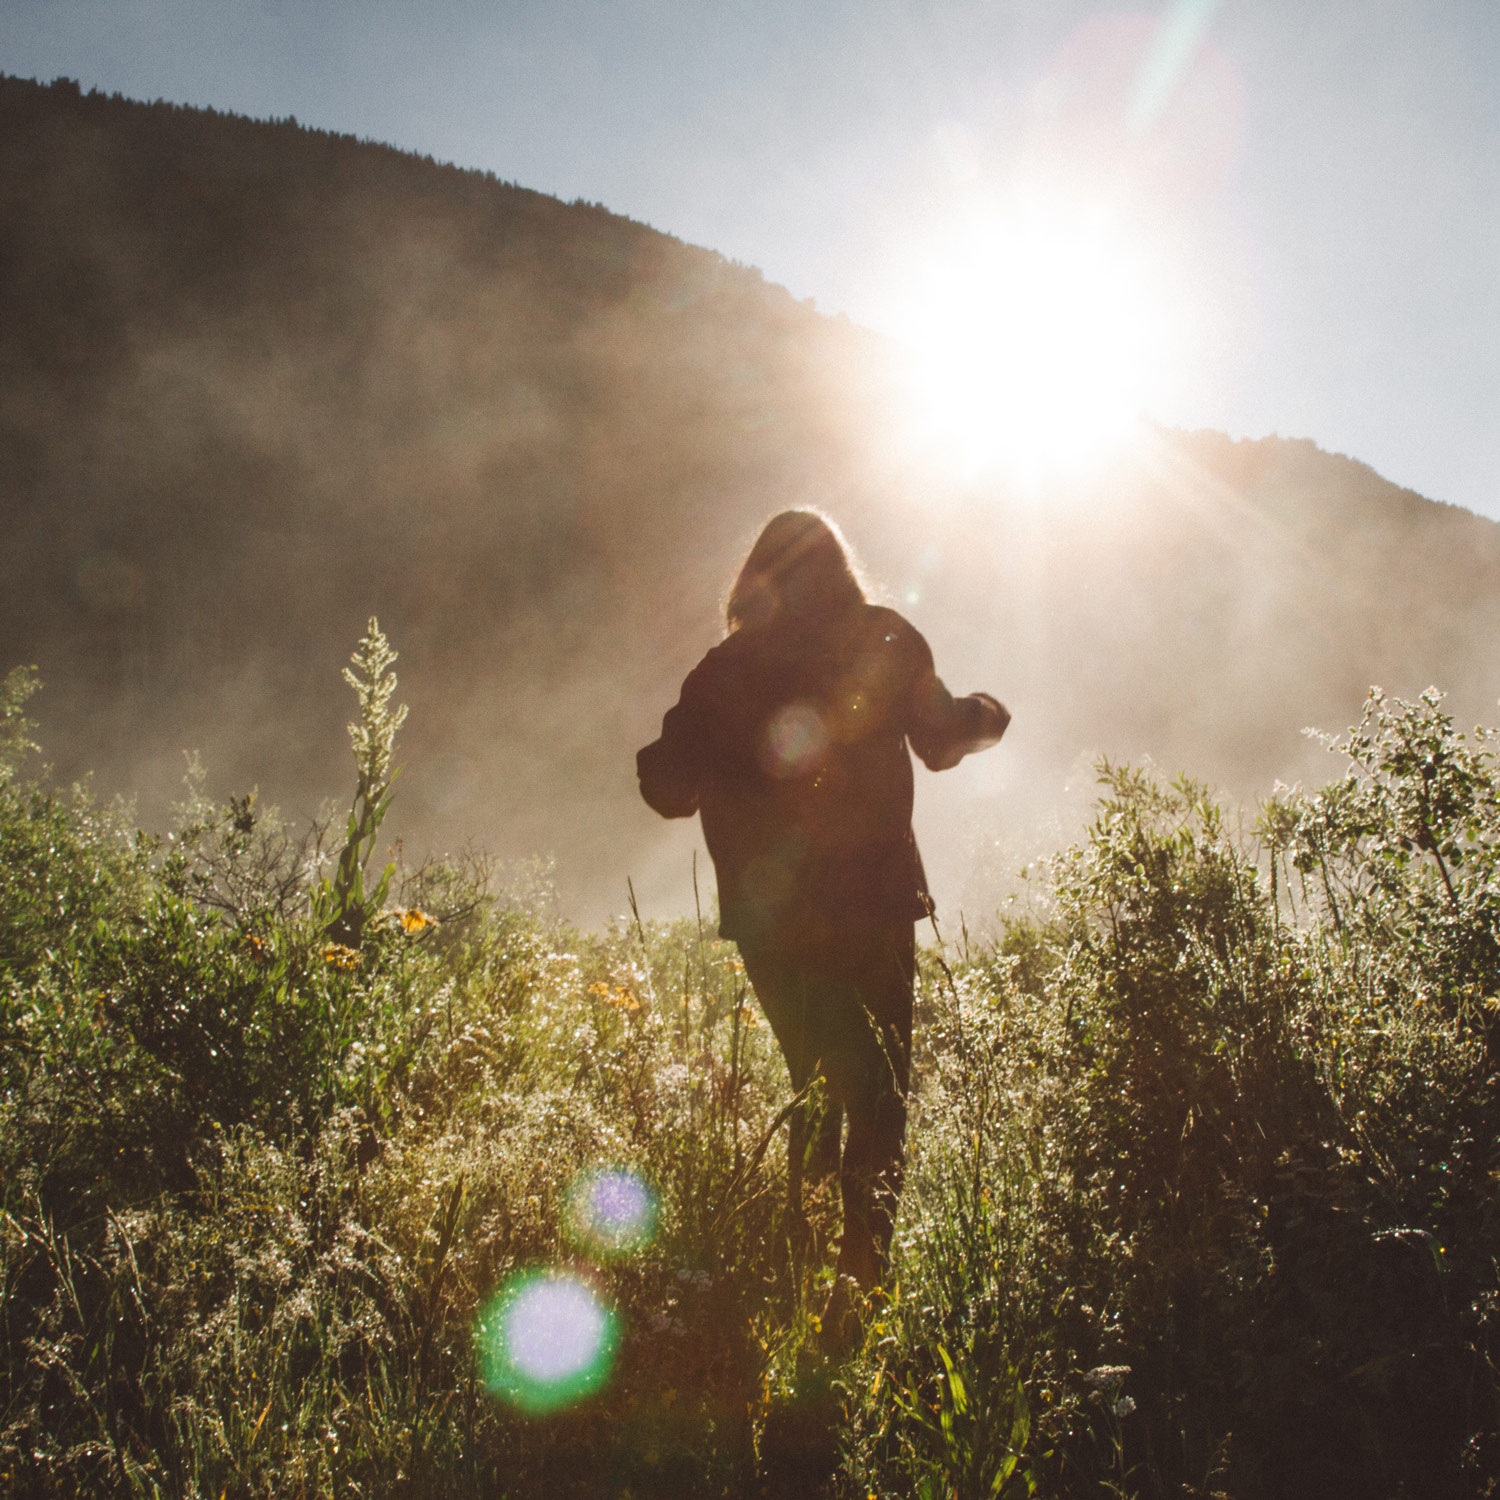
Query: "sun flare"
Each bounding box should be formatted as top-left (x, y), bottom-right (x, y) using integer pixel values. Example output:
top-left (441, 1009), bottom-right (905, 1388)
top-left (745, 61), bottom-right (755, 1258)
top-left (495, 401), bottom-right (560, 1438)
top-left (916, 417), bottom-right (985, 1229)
top-left (889, 203), bottom-right (1176, 479)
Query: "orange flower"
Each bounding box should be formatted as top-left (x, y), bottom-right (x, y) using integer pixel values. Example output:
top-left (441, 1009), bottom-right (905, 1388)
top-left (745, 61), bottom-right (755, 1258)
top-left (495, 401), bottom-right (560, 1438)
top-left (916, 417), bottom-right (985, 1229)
top-left (394, 907), bottom-right (435, 934)
top-left (588, 980), bottom-right (639, 1010)
top-left (323, 943), bottom-right (361, 971)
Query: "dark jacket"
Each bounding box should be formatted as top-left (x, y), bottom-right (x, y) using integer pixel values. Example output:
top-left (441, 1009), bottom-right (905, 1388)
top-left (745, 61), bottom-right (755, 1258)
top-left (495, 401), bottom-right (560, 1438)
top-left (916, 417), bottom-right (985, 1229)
top-left (637, 603), bottom-right (1008, 947)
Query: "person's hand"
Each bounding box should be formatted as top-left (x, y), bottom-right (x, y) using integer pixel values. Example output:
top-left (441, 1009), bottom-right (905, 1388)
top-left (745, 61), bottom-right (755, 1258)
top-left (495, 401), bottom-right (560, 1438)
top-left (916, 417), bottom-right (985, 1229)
top-left (971, 692), bottom-right (1010, 748)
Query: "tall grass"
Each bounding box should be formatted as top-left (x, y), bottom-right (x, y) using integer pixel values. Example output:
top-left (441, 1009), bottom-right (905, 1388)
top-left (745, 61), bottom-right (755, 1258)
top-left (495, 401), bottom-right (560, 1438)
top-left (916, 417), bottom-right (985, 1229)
top-left (3, 649), bottom-right (1500, 1498)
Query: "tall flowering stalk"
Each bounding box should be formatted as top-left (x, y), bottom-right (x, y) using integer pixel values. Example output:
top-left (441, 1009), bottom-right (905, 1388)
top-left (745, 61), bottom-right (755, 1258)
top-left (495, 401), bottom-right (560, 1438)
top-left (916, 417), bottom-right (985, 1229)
top-left (318, 618), bottom-right (408, 945)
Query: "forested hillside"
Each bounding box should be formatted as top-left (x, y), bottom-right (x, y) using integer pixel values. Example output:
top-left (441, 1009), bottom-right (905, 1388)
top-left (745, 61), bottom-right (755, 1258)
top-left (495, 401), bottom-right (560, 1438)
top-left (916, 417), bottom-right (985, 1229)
top-left (3, 74), bottom-right (1498, 925)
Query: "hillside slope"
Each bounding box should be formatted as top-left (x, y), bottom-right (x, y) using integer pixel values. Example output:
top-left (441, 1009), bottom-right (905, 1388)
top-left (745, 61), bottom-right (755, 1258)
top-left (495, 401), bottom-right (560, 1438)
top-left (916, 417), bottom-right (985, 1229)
top-left (3, 75), bottom-right (1498, 923)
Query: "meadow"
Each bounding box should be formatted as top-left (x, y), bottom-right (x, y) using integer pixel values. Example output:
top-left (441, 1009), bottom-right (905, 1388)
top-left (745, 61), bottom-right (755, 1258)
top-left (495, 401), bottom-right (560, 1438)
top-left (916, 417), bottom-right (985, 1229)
top-left (3, 627), bottom-right (1499, 1498)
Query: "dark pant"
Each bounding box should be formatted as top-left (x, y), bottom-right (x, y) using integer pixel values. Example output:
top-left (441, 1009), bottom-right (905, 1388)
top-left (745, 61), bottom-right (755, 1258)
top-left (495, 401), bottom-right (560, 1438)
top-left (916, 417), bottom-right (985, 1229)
top-left (739, 924), bottom-right (915, 1287)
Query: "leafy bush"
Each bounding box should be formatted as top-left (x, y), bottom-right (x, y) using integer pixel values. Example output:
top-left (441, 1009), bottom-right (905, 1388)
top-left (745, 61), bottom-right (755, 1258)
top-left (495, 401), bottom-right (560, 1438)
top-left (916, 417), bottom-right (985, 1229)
top-left (844, 691), bottom-right (1500, 1499)
top-left (0, 632), bottom-right (807, 1498)
top-left (4, 665), bottom-right (1500, 1498)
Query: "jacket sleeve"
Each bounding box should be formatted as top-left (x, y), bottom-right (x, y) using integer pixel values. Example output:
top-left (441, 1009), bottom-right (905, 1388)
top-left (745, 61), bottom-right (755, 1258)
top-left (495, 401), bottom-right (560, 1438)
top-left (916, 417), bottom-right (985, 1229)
top-left (902, 627), bottom-right (1011, 773)
top-left (637, 673), bottom-right (706, 819)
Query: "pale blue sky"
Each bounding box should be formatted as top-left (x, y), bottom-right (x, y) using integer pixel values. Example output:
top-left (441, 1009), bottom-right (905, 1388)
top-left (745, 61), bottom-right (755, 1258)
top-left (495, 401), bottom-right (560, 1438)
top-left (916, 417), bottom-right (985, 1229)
top-left (3, 0), bottom-right (1497, 515)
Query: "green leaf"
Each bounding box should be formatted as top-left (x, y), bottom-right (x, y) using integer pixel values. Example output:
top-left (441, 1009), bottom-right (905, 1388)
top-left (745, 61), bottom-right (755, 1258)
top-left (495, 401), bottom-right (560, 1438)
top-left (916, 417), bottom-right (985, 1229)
top-left (937, 1344), bottom-right (968, 1417)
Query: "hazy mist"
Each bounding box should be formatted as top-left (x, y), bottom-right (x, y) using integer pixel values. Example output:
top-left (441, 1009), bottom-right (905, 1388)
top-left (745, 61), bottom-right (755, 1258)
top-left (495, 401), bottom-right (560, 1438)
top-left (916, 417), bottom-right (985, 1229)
top-left (5, 77), bottom-right (1500, 931)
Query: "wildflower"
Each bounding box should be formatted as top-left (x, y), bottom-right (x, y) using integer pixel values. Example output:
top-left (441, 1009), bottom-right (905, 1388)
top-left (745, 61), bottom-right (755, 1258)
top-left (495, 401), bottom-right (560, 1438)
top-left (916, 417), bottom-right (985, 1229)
top-left (1085, 1364), bottom-right (1131, 1390)
top-left (323, 943), bottom-right (361, 971)
top-left (590, 982), bottom-right (639, 1011)
top-left (395, 907), bottom-right (434, 934)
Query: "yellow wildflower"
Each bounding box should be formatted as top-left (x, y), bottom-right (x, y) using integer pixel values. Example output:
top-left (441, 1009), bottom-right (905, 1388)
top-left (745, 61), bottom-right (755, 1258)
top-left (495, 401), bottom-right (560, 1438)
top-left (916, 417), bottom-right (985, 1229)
top-left (589, 980), bottom-right (639, 1010)
top-left (323, 943), bottom-right (361, 971)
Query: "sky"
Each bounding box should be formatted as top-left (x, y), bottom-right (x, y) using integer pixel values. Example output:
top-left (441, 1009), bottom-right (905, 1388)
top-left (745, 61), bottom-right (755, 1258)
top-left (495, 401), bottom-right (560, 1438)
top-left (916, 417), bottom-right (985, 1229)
top-left (3, 0), bottom-right (1497, 517)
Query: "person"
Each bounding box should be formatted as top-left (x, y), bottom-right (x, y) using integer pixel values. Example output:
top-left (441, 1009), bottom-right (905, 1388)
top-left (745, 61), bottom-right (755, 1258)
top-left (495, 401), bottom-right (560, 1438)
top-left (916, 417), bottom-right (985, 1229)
top-left (636, 510), bottom-right (1008, 1322)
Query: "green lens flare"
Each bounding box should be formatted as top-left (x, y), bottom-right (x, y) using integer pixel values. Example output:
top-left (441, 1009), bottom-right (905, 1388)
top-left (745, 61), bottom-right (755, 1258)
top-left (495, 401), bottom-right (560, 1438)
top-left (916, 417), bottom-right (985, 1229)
top-left (476, 1270), bottom-right (619, 1413)
top-left (563, 1166), bottom-right (658, 1258)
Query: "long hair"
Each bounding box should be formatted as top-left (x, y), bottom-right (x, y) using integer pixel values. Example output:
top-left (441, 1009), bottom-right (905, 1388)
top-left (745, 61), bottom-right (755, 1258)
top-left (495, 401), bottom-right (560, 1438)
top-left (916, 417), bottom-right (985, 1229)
top-left (725, 510), bottom-right (868, 633)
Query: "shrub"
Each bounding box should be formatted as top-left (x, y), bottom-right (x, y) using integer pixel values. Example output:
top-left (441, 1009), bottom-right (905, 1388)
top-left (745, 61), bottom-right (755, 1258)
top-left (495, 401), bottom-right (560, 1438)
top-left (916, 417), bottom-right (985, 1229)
top-left (5, 663), bottom-right (1500, 1498)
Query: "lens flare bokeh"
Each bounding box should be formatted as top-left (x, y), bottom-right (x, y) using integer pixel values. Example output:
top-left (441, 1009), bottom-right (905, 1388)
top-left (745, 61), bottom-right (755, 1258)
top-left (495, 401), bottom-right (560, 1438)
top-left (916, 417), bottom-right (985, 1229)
top-left (564, 1166), bottom-right (658, 1258)
top-left (761, 703), bottom-right (828, 778)
top-left (476, 1270), bottom-right (619, 1413)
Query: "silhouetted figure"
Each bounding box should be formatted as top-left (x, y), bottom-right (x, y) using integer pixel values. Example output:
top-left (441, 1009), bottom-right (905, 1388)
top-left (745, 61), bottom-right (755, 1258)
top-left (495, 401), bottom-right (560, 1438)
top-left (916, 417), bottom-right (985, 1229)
top-left (637, 510), bottom-right (1008, 1324)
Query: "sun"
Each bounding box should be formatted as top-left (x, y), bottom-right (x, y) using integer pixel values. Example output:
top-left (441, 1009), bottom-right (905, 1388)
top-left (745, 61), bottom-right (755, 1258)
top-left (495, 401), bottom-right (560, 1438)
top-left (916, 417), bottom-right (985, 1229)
top-left (886, 201), bottom-right (1176, 480)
